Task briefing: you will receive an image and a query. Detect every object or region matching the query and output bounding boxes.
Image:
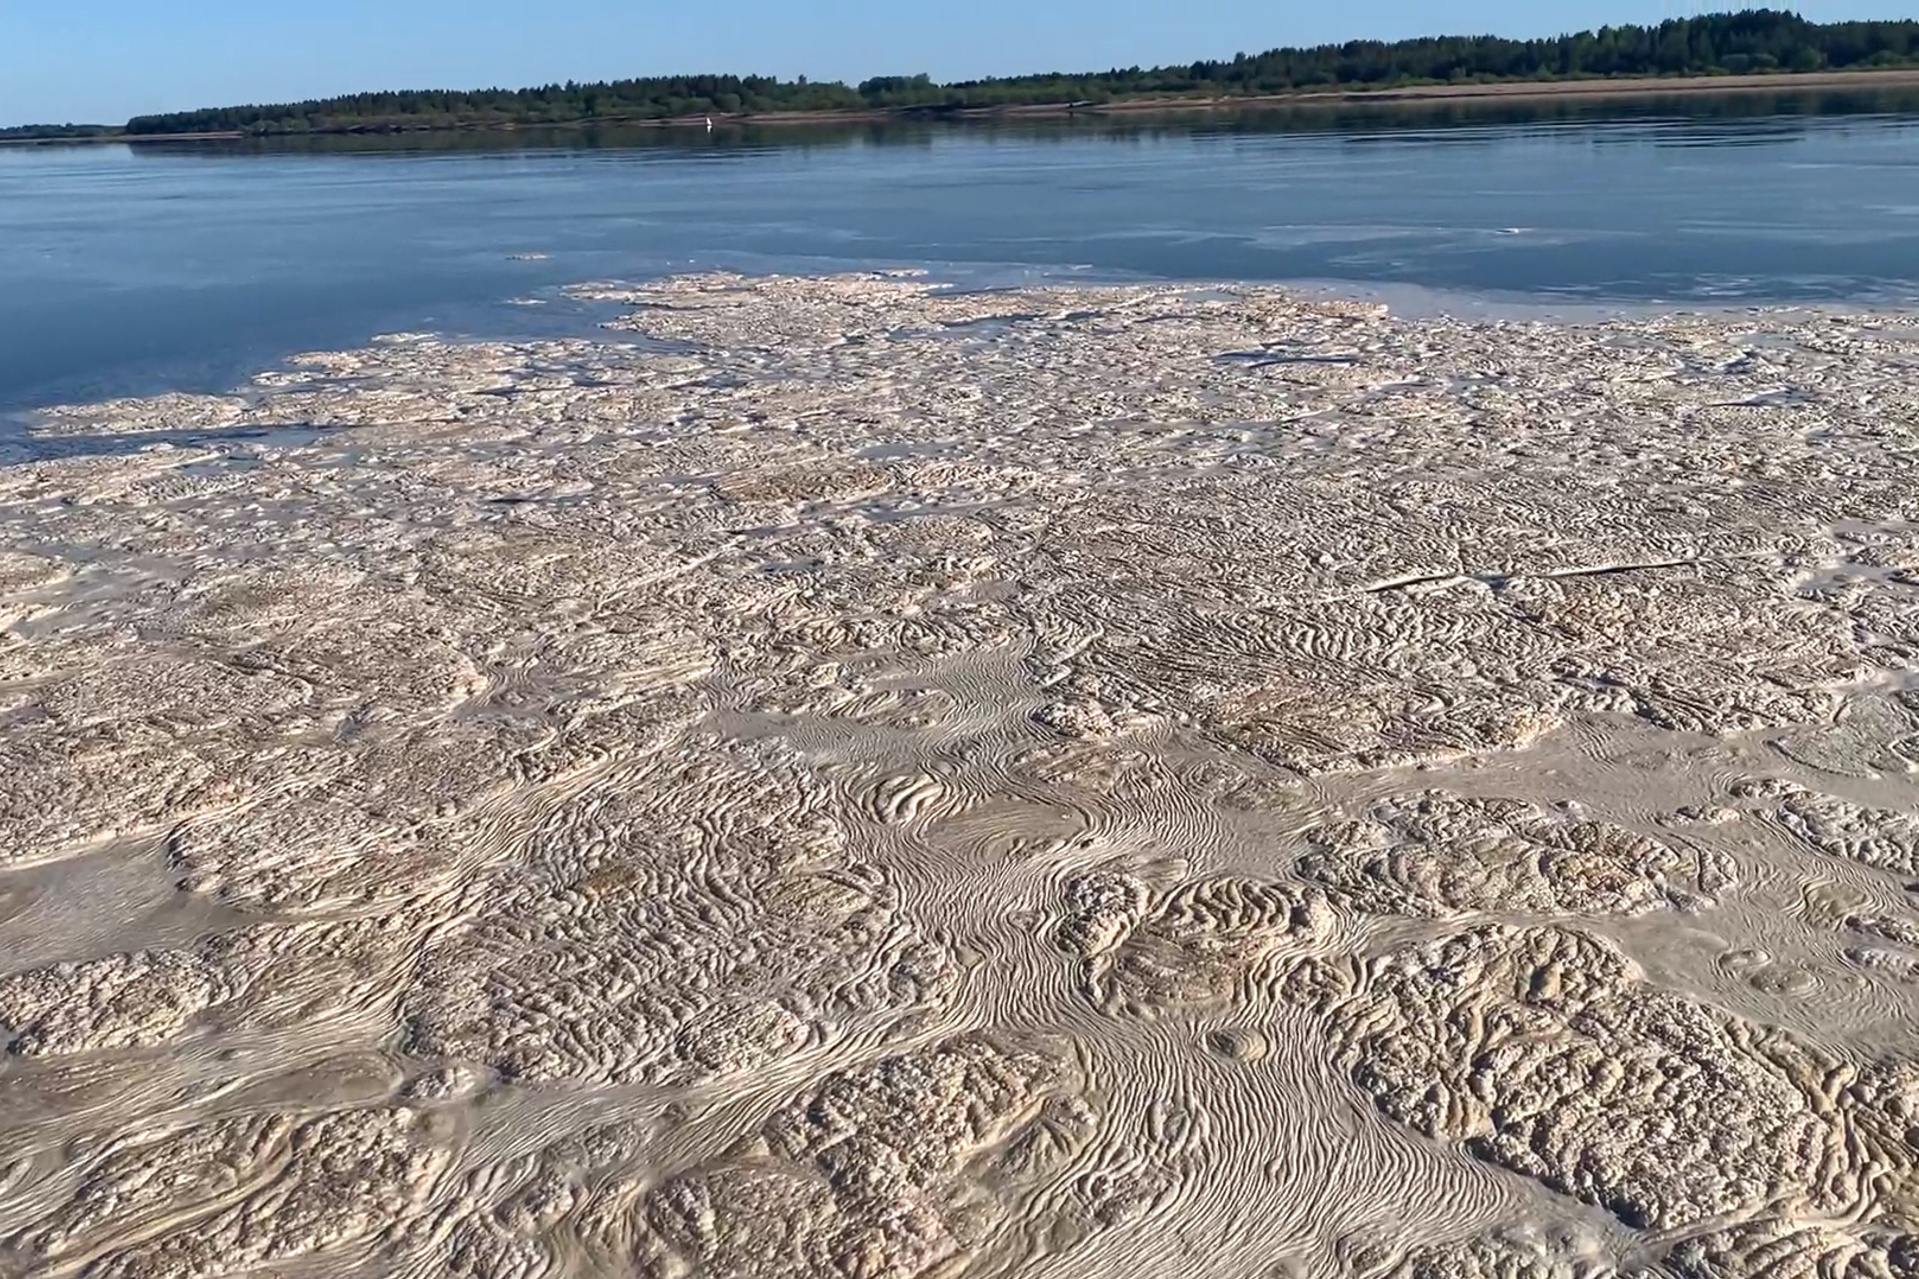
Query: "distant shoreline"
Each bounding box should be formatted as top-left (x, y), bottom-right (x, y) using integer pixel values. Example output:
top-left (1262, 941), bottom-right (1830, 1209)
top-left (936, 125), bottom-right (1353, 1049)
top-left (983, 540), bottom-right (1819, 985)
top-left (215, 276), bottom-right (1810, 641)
top-left (902, 65), bottom-right (1919, 120)
top-left (10, 66), bottom-right (1919, 146)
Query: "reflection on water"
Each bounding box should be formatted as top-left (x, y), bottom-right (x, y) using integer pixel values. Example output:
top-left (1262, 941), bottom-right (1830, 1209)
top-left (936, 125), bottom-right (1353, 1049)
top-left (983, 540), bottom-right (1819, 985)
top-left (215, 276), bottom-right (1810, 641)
top-left (4, 88), bottom-right (1919, 411)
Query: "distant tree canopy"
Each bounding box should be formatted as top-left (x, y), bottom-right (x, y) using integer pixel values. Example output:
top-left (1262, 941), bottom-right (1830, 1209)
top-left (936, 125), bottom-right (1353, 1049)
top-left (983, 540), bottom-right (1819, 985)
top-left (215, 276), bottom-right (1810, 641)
top-left (125, 76), bottom-right (865, 136)
top-left (0, 123), bottom-right (119, 140)
top-left (122, 10), bottom-right (1919, 136)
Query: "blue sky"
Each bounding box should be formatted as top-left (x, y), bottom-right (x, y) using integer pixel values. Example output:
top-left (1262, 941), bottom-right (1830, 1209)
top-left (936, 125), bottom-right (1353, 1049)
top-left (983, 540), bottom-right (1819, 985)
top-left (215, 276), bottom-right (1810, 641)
top-left (3, 1), bottom-right (1909, 126)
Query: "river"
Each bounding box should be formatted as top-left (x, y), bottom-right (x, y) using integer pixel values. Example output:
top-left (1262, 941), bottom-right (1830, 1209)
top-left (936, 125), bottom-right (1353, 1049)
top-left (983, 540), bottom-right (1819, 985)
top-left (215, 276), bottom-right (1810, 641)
top-left (5, 88), bottom-right (1919, 411)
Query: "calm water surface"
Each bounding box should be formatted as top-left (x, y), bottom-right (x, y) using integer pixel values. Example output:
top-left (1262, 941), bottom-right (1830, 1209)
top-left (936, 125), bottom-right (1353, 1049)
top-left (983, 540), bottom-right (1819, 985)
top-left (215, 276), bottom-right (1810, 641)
top-left (5, 95), bottom-right (1919, 411)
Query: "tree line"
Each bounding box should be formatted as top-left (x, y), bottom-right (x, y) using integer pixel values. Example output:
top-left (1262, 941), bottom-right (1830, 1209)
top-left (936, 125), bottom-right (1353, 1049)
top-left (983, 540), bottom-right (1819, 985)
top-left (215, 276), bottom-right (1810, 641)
top-left (0, 123), bottom-right (119, 140)
top-left (119, 10), bottom-right (1919, 136)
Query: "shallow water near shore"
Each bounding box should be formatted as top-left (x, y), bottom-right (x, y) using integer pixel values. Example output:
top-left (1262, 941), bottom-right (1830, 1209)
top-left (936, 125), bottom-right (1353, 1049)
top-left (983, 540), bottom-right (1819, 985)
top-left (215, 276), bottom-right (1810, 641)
top-left (4, 91), bottom-right (1919, 413)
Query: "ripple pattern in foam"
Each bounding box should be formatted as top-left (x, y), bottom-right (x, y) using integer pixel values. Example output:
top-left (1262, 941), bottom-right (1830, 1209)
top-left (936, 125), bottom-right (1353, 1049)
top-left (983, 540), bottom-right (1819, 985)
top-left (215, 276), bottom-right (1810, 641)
top-left (3, 275), bottom-right (1919, 1276)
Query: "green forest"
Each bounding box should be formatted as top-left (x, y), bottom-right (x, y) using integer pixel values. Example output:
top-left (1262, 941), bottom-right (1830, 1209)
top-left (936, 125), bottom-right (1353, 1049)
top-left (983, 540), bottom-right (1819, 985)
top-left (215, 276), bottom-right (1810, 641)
top-left (92, 9), bottom-right (1919, 136)
top-left (0, 123), bottom-right (118, 141)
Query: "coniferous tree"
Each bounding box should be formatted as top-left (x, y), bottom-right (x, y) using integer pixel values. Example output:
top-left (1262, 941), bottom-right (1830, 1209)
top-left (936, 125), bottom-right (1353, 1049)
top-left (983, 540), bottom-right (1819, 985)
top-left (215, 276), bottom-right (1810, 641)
top-left (121, 10), bottom-right (1919, 136)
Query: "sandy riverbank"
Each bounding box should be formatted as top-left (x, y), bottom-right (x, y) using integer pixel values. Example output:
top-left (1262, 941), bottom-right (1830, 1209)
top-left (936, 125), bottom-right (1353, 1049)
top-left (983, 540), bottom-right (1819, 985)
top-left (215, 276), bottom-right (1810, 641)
top-left (942, 64), bottom-right (1919, 118)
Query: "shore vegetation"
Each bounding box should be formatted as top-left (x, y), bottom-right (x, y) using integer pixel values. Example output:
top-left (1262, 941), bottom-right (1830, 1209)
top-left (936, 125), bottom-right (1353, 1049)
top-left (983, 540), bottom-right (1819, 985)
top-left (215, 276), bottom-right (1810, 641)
top-left (8, 10), bottom-right (1918, 140)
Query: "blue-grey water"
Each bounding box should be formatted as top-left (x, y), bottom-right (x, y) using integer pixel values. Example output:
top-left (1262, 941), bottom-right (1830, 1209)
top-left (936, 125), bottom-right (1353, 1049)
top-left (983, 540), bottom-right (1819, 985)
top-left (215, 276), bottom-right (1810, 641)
top-left (5, 94), bottom-right (1919, 412)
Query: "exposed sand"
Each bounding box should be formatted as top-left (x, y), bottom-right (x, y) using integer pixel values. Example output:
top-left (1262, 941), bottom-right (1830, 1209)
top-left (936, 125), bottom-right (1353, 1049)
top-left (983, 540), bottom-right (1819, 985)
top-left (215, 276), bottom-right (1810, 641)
top-left (2, 274), bottom-right (1919, 1277)
top-left (990, 66), bottom-right (1919, 118)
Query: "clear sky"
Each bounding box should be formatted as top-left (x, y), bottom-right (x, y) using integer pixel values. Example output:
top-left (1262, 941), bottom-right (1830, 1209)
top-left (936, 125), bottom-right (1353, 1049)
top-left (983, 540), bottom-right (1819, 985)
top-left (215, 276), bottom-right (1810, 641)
top-left (3, 0), bottom-right (1909, 126)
